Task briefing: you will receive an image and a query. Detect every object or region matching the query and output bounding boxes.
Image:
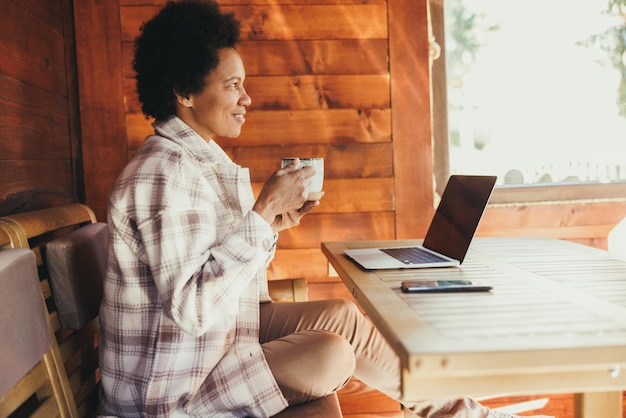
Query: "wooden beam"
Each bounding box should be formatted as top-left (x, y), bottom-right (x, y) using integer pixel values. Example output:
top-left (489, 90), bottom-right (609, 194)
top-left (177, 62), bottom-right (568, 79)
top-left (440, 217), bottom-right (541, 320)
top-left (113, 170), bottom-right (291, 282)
top-left (574, 392), bottom-right (622, 418)
top-left (388, 0), bottom-right (435, 239)
top-left (73, 1), bottom-right (128, 221)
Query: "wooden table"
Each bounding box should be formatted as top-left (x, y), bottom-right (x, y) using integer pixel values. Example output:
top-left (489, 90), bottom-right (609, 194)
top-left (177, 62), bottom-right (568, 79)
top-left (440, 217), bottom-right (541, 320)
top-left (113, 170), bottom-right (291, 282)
top-left (322, 237), bottom-right (626, 417)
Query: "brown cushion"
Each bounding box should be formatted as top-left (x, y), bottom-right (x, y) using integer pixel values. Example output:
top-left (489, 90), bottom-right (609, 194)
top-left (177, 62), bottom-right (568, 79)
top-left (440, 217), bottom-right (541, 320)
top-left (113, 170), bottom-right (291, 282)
top-left (271, 393), bottom-right (342, 417)
top-left (46, 222), bottom-right (108, 330)
top-left (0, 249), bottom-right (51, 397)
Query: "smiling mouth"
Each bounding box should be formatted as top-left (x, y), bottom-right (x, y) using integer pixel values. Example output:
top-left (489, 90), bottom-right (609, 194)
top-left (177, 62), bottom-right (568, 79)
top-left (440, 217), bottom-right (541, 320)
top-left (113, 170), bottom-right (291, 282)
top-left (233, 113), bottom-right (246, 122)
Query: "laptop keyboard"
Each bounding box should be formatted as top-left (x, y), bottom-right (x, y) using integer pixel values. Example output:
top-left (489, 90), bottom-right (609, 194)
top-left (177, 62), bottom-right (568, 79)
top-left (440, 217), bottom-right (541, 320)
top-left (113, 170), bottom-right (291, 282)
top-left (380, 247), bottom-right (449, 265)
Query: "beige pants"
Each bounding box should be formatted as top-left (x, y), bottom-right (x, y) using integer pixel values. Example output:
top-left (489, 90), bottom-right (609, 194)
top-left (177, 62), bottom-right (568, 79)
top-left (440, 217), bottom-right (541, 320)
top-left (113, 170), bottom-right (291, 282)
top-left (259, 298), bottom-right (494, 418)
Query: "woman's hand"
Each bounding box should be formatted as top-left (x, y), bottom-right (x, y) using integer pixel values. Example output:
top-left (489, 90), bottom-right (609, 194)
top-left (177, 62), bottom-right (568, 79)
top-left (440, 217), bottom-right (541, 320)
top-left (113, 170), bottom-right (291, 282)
top-left (252, 159), bottom-right (323, 232)
top-left (270, 199), bottom-right (322, 231)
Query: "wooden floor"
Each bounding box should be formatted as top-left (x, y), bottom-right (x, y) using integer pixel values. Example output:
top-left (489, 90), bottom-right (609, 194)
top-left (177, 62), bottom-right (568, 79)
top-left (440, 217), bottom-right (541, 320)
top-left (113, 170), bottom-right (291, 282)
top-left (309, 281), bottom-right (626, 417)
top-left (338, 381), bottom-right (626, 417)
top-left (339, 377), bottom-right (402, 417)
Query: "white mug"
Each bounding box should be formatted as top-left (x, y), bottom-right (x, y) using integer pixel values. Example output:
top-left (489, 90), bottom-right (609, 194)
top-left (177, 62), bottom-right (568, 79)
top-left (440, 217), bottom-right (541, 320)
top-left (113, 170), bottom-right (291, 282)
top-left (281, 157), bottom-right (324, 200)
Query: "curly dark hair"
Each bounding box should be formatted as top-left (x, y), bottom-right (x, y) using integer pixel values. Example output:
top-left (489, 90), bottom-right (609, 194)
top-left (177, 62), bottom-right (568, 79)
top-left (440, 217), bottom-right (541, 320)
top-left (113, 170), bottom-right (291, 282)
top-left (133, 0), bottom-right (241, 121)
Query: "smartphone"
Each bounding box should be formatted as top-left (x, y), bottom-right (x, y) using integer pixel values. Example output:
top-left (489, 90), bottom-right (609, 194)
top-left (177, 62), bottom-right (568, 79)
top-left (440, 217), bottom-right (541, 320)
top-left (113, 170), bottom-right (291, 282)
top-left (400, 279), bottom-right (492, 293)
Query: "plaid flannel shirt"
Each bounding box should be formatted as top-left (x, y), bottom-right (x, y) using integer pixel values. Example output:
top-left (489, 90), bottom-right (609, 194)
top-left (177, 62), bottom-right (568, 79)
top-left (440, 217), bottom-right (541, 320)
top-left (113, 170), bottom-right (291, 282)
top-left (99, 116), bottom-right (287, 417)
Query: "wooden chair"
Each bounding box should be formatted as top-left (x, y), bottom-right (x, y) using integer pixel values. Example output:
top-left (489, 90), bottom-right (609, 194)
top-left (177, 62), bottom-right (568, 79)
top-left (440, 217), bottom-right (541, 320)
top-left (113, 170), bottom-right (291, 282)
top-left (0, 204), bottom-right (101, 417)
top-left (0, 248), bottom-right (78, 418)
top-left (0, 203), bottom-right (342, 417)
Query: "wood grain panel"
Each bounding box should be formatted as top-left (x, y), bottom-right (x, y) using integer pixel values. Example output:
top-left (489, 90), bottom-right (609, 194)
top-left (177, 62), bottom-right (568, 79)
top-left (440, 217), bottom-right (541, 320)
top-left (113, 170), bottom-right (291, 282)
top-left (121, 43), bottom-right (135, 79)
top-left (61, 0), bottom-right (82, 207)
top-left (126, 114), bottom-right (154, 152)
top-left (0, 161), bottom-right (74, 214)
top-left (123, 74), bottom-right (389, 112)
top-left (228, 143), bottom-right (393, 181)
top-left (238, 109), bottom-right (391, 144)
top-left (234, 4), bottom-right (388, 40)
top-left (252, 178), bottom-right (393, 213)
top-left (244, 74), bottom-right (390, 110)
top-left (238, 40), bottom-right (389, 76)
top-left (277, 212), bottom-right (395, 248)
top-left (315, 178), bottom-right (393, 213)
top-left (429, 0), bottom-right (451, 196)
top-left (13, 0), bottom-right (64, 30)
top-left (0, 0), bottom-right (67, 96)
top-left (478, 202), bottom-right (626, 241)
top-left (491, 183), bottom-right (626, 204)
top-left (0, 0), bottom-right (77, 217)
top-left (252, 178), bottom-right (394, 213)
top-left (307, 281), bottom-right (355, 302)
top-left (73, 1), bottom-right (129, 221)
top-left (123, 78), bottom-right (138, 114)
top-left (126, 109), bottom-right (391, 148)
top-left (0, 76), bottom-right (70, 160)
top-left (388, 0), bottom-right (434, 239)
top-left (268, 248), bottom-right (330, 282)
top-left (121, 0), bottom-right (386, 5)
top-left (122, 40), bottom-right (389, 78)
top-left (120, 4), bottom-right (388, 42)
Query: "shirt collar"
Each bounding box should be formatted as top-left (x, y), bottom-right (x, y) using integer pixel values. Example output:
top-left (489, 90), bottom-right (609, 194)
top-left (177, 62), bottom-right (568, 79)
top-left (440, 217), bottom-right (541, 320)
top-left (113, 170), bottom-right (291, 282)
top-left (152, 116), bottom-right (235, 166)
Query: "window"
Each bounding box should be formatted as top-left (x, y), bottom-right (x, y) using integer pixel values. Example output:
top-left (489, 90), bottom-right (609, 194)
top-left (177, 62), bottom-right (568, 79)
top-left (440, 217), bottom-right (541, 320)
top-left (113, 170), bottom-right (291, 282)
top-left (431, 0), bottom-right (626, 203)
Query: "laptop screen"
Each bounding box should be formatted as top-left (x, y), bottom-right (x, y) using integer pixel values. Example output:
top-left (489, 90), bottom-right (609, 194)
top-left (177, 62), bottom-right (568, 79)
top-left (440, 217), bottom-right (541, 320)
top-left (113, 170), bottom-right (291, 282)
top-left (422, 175), bottom-right (496, 263)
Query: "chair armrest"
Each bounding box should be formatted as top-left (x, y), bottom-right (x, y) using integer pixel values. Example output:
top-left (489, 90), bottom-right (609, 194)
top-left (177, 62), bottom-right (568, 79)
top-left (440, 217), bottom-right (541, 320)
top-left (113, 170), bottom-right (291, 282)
top-left (268, 278), bottom-right (308, 302)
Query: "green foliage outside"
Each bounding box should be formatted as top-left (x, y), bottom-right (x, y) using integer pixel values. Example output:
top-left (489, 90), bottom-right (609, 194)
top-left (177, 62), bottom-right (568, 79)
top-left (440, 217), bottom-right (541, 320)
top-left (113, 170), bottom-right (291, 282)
top-left (581, 0), bottom-right (626, 117)
top-left (443, 0), bottom-right (495, 90)
top-left (446, 0), bottom-right (626, 118)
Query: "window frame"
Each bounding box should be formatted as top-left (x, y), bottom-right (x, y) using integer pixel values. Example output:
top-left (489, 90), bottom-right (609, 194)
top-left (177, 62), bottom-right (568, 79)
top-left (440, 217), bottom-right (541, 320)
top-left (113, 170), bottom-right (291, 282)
top-left (429, 0), bottom-right (626, 204)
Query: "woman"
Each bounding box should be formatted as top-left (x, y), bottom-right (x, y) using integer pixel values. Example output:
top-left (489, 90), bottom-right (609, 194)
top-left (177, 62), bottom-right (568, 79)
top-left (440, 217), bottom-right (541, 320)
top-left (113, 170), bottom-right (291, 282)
top-left (98, 1), bottom-right (552, 417)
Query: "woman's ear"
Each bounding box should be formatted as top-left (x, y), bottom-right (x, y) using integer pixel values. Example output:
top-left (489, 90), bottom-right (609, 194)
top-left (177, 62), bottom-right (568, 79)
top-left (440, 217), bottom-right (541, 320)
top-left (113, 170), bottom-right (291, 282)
top-left (175, 94), bottom-right (192, 108)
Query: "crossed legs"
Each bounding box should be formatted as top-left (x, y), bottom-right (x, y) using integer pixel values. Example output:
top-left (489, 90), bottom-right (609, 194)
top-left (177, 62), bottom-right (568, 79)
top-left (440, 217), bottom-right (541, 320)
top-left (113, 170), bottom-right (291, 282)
top-left (259, 298), bottom-right (495, 417)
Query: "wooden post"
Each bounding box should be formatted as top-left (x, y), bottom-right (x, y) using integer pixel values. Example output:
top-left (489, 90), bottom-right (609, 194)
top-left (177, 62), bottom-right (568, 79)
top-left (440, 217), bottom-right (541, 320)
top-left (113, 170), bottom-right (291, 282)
top-left (574, 392), bottom-right (622, 418)
top-left (388, 0), bottom-right (435, 239)
top-left (73, 1), bottom-right (128, 221)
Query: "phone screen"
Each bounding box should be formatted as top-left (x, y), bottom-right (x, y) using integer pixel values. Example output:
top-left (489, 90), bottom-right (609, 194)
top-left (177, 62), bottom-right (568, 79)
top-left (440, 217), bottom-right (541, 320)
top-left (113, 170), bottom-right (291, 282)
top-left (400, 279), bottom-right (492, 293)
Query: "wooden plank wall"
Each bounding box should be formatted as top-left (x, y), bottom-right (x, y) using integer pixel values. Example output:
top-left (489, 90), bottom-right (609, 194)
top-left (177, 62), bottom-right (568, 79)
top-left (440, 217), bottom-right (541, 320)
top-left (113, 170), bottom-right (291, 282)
top-left (0, 0), bottom-right (79, 216)
top-left (117, 0), bottom-right (420, 293)
top-left (117, 2), bottom-right (417, 414)
top-left (73, 0), bottom-right (129, 225)
top-left (479, 201), bottom-right (626, 250)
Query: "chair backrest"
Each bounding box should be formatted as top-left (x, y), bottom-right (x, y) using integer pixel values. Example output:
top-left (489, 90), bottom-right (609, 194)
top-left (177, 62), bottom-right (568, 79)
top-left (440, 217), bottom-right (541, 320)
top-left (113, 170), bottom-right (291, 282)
top-left (0, 248), bottom-right (78, 417)
top-left (46, 222), bottom-right (108, 330)
top-left (0, 204), bottom-right (101, 417)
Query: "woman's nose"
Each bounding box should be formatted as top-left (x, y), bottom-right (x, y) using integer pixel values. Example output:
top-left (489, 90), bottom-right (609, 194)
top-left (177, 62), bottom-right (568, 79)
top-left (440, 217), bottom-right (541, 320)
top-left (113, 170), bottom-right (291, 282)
top-left (240, 87), bottom-right (252, 107)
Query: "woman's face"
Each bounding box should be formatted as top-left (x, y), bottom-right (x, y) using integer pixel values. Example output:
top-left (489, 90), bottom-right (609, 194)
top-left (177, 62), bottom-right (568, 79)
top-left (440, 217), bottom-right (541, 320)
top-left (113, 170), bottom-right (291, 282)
top-left (178, 48), bottom-right (251, 141)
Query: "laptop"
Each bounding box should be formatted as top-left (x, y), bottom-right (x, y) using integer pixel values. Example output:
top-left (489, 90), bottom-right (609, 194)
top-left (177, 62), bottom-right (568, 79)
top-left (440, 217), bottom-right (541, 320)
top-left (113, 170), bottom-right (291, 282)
top-left (344, 174), bottom-right (497, 270)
